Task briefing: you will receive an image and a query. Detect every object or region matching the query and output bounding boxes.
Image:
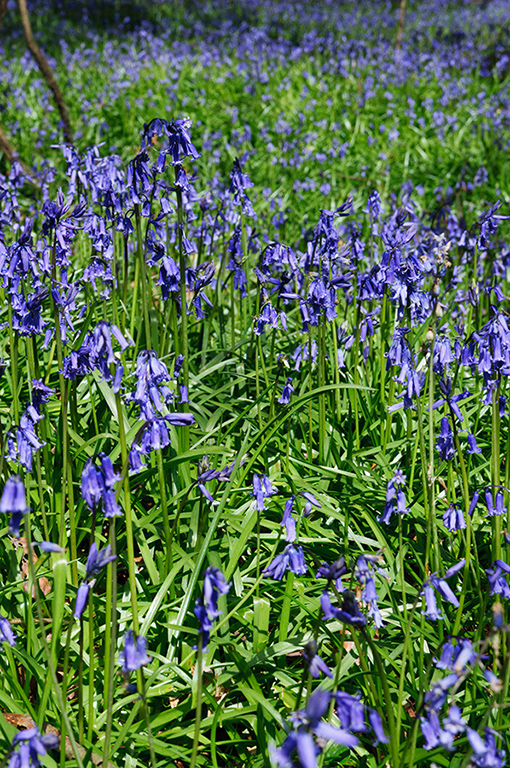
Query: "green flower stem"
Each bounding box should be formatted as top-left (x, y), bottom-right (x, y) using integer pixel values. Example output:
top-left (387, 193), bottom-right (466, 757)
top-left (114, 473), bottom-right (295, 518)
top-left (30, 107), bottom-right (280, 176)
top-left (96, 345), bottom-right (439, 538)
top-left (230, 271), bottom-right (236, 354)
top-left (307, 328), bottom-right (314, 458)
top-left (115, 391), bottom-right (139, 629)
top-left (135, 203), bottom-right (152, 350)
top-left (349, 629), bottom-right (380, 713)
top-left (3, 643), bottom-right (36, 717)
top-left (156, 447), bottom-right (171, 575)
top-left (255, 508), bottom-right (261, 600)
top-left (361, 627), bottom-right (399, 766)
top-left (278, 571), bottom-right (295, 644)
top-left (268, 367), bottom-right (282, 421)
top-left (330, 320), bottom-right (342, 422)
top-left (318, 318), bottom-right (326, 465)
top-left (427, 332), bottom-right (436, 571)
top-left (383, 376), bottom-right (395, 453)
top-left (175, 178), bottom-right (190, 457)
top-left (398, 514), bottom-right (407, 623)
top-left (293, 667), bottom-right (308, 714)
top-left (451, 413), bottom-right (474, 636)
top-left (189, 634), bottom-right (204, 768)
top-left (492, 383), bottom-right (502, 562)
top-left (87, 587), bottom-right (96, 742)
top-left (102, 519), bottom-right (118, 767)
top-left (77, 618), bottom-right (85, 743)
top-left (415, 398), bottom-right (435, 572)
top-left (140, 674), bottom-right (157, 768)
top-left (122, 233), bottom-right (129, 332)
top-left (379, 292), bottom-right (388, 416)
top-left (353, 300), bottom-right (362, 450)
top-left (24, 515), bottom-right (84, 768)
top-left (176, 186), bottom-right (188, 385)
top-left (58, 618), bottom-right (75, 768)
top-left (129, 244), bottom-right (141, 343)
top-left (7, 304), bottom-right (20, 424)
top-left (395, 596), bottom-right (422, 752)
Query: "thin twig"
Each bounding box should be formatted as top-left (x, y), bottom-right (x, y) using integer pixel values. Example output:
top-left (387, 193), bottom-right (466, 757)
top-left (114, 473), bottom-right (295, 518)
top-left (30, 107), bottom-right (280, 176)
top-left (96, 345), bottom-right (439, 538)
top-left (17, 0), bottom-right (73, 143)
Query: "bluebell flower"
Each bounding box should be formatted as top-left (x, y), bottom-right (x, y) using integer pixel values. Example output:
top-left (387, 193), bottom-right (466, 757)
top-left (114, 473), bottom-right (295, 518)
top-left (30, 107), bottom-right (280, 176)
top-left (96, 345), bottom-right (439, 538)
top-left (355, 556), bottom-right (384, 627)
top-left (7, 410), bottom-right (46, 472)
top-left (433, 378), bottom-right (470, 421)
top-left (0, 615), bottom-right (17, 647)
top-left (128, 444), bottom-right (146, 475)
top-left (74, 542), bottom-right (117, 620)
top-left (8, 727), bottom-right (59, 768)
top-left (264, 544), bottom-right (307, 580)
top-left (334, 691), bottom-right (367, 733)
top-left (422, 583), bottom-right (443, 620)
top-left (485, 488), bottom-right (507, 517)
top-left (30, 380), bottom-right (54, 413)
top-left (0, 475), bottom-right (28, 515)
top-left (157, 254), bottom-right (181, 299)
top-left (74, 582), bottom-right (91, 621)
top-left (420, 709), bottom-right (461, 752)
top-left (80, 454), bottom-right (121, 518)
top-left (366, 189), bottom-right (382, 220)
top-left (271, 689), bottom-right (358, 768)
top-left (423, 673), bottom-right (459, 714)
top-left (193, 600), bottom-right (214, 652)
top-left (128, 350), bottom-right (173, 421)
top-left (422, 560), bottom-right (465, 619)
top-left (436, 416), bottom-right (455, 461)
top-left (321, 589), bottom-right (366, 628)
top-left (141, 117), bottom-right (200, 166)
top-left (194, 566), bottom-right (230, 652)
top-left (315, 557), bottom-right (346, 591)
top-left (467, 728), bottom-right (506, 767)
top-left (120, 630), bottom-right (152, 673)
top-left (443, 505), bottom-right (466, 531)
top-left (378, 468), bottom-right (408, 524)
top-left (278, 377), bottom-right (294, 405)
top-left (281, 511), bottom-right (296, 542)
top-left (139, 413), bottom-right (194, 455)
top-left (86, 542), bottom-right (117, 578)
top-left (483, 668), bottom-right (503, 692)
top-left (477, 201), bottom-right (509, 248)
top-left (302, 640), bottom-right (332, 679)
top-left (30, 541), bottom-right (63, 554)
top-left (229, 158), bottom-right (256, 218)
top-left (368, 709), bottom-right (388, 745)
top-left (0, 475), bottom-right (29, 538)
top-left (203, 566), bottom-right (230, 619)
top-left (301, 491), bottom-right (321, 517)
top-left (252, 473), bottom-right (276, 511)
top-left (486, 560), bottom-right (510, 598)
top-left (293, 340), bottom-right (318, 371)
top-left (466, 433), bottom-right (481, 454)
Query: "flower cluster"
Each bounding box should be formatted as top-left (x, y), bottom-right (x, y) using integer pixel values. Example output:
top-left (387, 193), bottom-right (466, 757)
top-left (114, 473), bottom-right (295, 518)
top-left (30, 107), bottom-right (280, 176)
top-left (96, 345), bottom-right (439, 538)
top-left (194, 567), bottom-right (231, 652)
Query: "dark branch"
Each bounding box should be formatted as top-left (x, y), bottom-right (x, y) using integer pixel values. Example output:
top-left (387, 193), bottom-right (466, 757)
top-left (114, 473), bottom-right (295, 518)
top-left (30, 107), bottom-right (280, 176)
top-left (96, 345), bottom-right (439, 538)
top-left (17, 0), bottom-right (73, 143)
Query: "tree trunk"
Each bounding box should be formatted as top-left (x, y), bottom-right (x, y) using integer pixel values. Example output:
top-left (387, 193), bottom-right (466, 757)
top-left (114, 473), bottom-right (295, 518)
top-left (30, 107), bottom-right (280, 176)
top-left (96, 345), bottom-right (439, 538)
top-left (0, 0), bottom-right (8, 30)
top-left (17, 0), bottom-right (73, 143)
top-left (395, 0), bottom-right (407, 52)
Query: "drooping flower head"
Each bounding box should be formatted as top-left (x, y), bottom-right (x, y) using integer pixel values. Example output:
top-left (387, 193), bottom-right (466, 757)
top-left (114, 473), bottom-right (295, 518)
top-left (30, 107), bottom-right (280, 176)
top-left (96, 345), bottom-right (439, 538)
top-left (0, 615), bottom-right (17, 648)
top-left (0, 475), bottom-right (29, 538)
top-left (80, 454), bottom-right (121, 518)
top-left (8, 728), bottom-right (59, 768)
top-left (74, 542), bottom-right (117, 620)
top-left (120, 630), bottom-right (152, 674)
top-left (271, 689), bottom-right (358, 768)
top-left (194, 566), bottom-right (231, 651)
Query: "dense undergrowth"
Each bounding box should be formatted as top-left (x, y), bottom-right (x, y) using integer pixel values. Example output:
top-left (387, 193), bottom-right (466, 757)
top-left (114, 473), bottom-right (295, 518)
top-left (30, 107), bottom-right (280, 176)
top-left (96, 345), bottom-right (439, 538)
top-left (1, 1), bottom-right (510, 767)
